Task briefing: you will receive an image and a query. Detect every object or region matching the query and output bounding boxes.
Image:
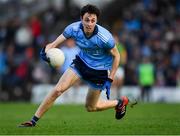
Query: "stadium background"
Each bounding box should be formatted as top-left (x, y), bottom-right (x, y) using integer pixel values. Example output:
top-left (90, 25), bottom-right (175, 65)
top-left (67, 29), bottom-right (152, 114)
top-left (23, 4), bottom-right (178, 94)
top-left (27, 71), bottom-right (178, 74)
top-left (0, 0), bottom-right (180, 102)
top-left (0, 0), bottom-right (180, 135)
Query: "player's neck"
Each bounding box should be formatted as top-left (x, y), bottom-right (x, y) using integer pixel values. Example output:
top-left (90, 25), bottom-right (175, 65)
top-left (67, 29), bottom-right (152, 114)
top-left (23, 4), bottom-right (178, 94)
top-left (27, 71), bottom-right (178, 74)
top-left (85, 32), bottom-right (93, 38)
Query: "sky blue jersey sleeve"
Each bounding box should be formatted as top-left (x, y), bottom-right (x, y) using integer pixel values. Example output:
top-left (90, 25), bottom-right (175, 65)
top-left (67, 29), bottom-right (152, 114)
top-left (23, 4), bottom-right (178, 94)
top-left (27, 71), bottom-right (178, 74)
top-left (62, 22), bottom-right (80, 39)
top-left (105, 34), bottom-right (115, 49)
top-left (62, 24), bottom-right (73, 39)
top-left (63, 22), bottom-right (79, 39)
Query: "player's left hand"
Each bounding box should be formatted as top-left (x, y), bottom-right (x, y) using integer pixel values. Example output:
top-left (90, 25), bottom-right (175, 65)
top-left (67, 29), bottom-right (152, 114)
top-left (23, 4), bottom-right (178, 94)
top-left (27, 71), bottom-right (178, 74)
top-left (40, 47), bottom-right (50, 63)
top-left (103, 78), bottom-right (113, 100)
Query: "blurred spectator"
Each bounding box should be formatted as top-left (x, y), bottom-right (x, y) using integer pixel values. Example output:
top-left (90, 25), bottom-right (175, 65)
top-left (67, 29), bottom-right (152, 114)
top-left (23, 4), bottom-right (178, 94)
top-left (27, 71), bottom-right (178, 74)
top-left (0, 47), bottom-right (7, 76)
top-left (177, 68), bottom-right (180, 87)
top-left (112, 34), bottom-right (127, 98)
top-left (170, 43), bottom-right (180, 68)
top-left (32, 61), bottom-right (51, 84)
top-left (5, 19), bottom-right (19, 44)
top-left (15, 22), bottom-right (33, 52)
top-left (137, 57), bottom-right (155, 102)
top-left (59, 39), bottom-right (79, 74)
top-left (30, 16), bottom-right (42, 38)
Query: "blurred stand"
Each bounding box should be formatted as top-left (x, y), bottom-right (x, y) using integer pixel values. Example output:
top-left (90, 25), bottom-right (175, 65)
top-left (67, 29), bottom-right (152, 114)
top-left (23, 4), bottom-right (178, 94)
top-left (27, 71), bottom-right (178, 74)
top-left (31, 85), bottom-right (180, 104)
top-left (0, 0), bottom-right (180, 102)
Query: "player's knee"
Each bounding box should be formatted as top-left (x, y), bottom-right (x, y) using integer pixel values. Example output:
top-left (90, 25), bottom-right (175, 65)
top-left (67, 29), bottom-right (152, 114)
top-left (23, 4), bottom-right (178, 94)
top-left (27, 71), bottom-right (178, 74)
top-left (52, 89), bottom-right (62, 98)
top-left (85, 105), bottom-right (97, 112)
top-left (53, 86), bottom-right (66, 97)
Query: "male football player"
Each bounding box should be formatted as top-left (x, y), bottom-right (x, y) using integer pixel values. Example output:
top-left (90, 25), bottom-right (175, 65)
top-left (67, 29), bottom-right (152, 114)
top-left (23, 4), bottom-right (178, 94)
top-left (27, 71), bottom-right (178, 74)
top-left (20, 4), bottom-right (136, 127)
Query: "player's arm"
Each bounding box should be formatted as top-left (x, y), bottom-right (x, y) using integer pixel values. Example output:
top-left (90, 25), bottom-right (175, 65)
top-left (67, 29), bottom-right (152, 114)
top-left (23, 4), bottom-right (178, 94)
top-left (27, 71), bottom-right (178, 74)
top-left (45, 34), bottom-right (66, 52)
top-left (45, 23), bottom-right (74, 52)
top-left (109, 46), bottom-right (120, 80)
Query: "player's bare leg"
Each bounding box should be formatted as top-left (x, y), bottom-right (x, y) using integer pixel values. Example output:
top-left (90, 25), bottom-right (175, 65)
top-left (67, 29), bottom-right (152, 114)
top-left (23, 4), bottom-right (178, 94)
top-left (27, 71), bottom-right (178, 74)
top-left (85, 88), bottom-right (137, 120)
top-left (35, 68), bottom-right (80, 118)
top-left (85, 88), bottom-right (118, 112)
top-left (19, 68), bottom-right (80, 127)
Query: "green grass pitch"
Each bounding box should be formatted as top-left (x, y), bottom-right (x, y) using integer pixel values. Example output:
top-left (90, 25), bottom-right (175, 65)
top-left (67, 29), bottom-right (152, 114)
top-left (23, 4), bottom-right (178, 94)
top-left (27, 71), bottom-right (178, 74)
top-left (0, 103), bottom-right (180, 135)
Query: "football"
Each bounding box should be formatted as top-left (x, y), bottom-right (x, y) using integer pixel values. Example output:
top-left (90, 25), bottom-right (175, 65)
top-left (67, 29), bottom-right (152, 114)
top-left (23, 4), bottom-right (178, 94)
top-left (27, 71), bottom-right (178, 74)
top-left (46, 48), bottom-right (65, 68)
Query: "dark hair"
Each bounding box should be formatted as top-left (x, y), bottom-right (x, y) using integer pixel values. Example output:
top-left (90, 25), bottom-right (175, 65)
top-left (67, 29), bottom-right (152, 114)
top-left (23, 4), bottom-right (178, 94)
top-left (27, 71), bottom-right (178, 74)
top-left (80, 4), bottom-right (100, 19)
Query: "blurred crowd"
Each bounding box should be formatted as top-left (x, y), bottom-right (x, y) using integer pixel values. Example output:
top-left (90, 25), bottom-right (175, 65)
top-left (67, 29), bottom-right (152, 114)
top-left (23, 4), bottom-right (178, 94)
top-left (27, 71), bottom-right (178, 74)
top-left (0, 0), bottom-right (180, 101)
top-left (110, 0), bottom-right (180, 88)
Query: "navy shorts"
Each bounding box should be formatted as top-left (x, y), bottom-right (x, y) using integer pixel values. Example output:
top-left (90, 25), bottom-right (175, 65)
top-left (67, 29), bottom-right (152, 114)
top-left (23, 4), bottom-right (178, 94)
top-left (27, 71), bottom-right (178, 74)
top-left (70, 56), bottom-right (108, 90)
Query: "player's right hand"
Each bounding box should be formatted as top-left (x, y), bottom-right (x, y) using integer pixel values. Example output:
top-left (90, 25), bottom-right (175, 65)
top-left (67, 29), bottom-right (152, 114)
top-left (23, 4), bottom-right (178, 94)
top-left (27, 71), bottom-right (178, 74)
top-left (40, 47), bottom-right (50, 63)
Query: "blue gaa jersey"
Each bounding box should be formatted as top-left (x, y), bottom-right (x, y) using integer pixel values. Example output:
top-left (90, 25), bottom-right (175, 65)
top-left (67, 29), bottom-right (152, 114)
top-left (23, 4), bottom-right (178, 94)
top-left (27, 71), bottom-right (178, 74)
top-left (63, 21), bottom-right (115, 70)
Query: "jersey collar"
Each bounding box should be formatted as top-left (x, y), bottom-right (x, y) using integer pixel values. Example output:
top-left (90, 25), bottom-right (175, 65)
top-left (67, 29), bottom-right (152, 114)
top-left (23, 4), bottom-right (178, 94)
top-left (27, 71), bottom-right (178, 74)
top-left (80, 23), bottom-right (98, 39)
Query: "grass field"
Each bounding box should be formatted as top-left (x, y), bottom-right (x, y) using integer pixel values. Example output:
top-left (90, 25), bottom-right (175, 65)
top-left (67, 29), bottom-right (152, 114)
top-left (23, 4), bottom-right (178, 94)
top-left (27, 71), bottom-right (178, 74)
top-left (0, 103), bottom-right (180, 135)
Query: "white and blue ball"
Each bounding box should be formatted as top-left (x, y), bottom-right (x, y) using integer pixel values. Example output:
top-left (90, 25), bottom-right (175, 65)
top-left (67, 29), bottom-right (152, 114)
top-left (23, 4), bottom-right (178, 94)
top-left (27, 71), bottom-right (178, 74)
top-left (46, 48), bottom-right (65, 68)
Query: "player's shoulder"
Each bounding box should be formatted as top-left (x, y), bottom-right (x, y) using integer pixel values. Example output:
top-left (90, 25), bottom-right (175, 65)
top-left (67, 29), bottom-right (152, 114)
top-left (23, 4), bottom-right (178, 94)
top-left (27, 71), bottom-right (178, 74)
top-left (67, 21), bottom-right (81, 32)
top-left (96, 24), bottom-right (113, 43)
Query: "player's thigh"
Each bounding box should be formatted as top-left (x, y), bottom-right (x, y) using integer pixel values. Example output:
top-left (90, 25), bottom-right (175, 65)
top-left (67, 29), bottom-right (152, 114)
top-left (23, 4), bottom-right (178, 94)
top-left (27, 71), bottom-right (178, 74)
top-left (85, 88), bottom-right (101, 107)
top-left (54, 68), bottom-right (80, 92)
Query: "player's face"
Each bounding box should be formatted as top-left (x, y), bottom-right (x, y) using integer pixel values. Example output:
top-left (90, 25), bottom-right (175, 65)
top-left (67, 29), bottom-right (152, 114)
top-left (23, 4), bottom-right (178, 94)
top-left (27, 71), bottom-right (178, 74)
top-left (81, 13), bottom-right (97, 35)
